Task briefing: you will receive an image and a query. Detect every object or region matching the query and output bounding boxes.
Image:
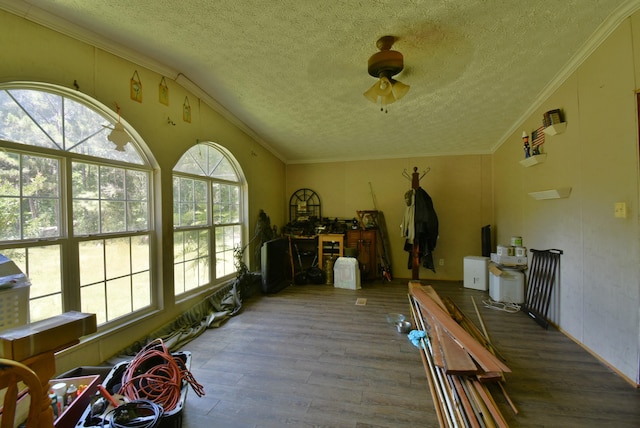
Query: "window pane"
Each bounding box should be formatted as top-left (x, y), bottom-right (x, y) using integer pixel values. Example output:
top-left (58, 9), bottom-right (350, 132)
top-left (72, 162), bottom-right (99, 199)
top-left (215, 225), bottom-right (241, 278)
top-left (105, 237), bottom-right (130, 279)
top-left (0, 151), bottom-right (20, 195)
top-left (174, 265), bottom-right (185, 295)
top-left (79, 240), bottom-right (106, 286)
top-left (174, 231), bottom-right (185, 263)
top-left (184, 261), bottom-right (199, 292)
top-left (173, 229), bottom-right (210, 295)
top-left (30, 294), bottom-right (63, 322)
top-left (127, 201), bottom-right (148, 231)
top-left (212, 183), bottom-right (240, 225)
top-left (210, 157), bottom-right (238, 181)
top-left (106, 277), bottom-right (131, 320)
top-left (131, 235), bottom-right (150, 273)
top-left (0, 197), bottom-right (20, 240)
top-left (73, 200), bottom-right (100, 235)
top-left (3, 245), bottom-right (62, 323)
top-left (21, 198), bottom-right (59, 239)
top-left (21, 155), bottom-right (59, 197)
top-left (0, 152), bottom-right (21, 240)
top-left (126, 170), bottom-right (148, 202)
top-left (82, 283), bottom-right (106, 325)
top-left (100, 166), bottom-right (125, 200)
top-left (70, 131), bottom-right (145, 164)
top-left (25, 245), bottom-right (61, 299)
top-left (101, 201), bottom-right (126, 233)
top-left (3, 90), bottom-right (62, 149)
top-left (132, 271), bottom-right (150, 310)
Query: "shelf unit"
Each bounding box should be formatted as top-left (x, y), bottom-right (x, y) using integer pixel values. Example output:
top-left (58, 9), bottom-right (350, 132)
top-left (543, 122), bottom-right (567, 136)
top-left (519, 154), bottom-right (547, 167)
top-left (528, 187), bottom-right (572, 200)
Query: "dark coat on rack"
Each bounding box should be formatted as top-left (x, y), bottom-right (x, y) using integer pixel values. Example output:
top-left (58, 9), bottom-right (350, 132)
top-left (411, 186), bottom-right (439, 272)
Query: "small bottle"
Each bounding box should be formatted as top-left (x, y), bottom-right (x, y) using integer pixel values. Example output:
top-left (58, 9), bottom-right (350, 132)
top-left (65, 384), bottom-right (78, 406)
top-left (49, 393), bottom-right (58, 419)
top-left (51, 382), bottom-right (67, 413)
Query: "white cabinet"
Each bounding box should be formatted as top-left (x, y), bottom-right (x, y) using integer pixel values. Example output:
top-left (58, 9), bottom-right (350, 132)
top-left (463, 256), bottom-right (489, 291)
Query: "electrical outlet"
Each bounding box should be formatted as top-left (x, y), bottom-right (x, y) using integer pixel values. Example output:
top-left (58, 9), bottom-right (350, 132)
top-left (439, 258), bottom-right (445, 266)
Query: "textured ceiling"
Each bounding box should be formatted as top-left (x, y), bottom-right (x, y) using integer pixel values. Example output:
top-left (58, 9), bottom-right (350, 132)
top-left (2, 0), bottom-right (638, 163)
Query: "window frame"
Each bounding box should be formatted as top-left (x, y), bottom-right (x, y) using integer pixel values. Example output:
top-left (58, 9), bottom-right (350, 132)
top-left (0, 82), bottom-right (158, 329)
top-left (172, 142), bottom-right (246, 297)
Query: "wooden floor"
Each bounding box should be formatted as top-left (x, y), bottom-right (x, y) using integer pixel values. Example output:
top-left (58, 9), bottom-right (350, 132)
top-left (178, 279), bottom-right (640, 427)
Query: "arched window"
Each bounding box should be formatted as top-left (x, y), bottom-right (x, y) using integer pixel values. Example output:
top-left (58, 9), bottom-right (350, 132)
top-left (0, 83), bottom-right (155, 326)
top-left (173, 143), bottom-right (244, 295)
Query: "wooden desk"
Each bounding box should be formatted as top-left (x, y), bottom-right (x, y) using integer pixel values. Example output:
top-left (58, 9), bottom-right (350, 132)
top-left (317, 234), bottom-right (344, 269)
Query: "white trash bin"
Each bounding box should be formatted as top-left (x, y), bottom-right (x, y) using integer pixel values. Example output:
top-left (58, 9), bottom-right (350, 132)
top-left (333, 257), bottom-right (361, 290)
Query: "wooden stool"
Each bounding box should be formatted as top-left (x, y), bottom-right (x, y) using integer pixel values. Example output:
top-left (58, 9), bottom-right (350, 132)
top-left (317, 234), bottom-right (344, 269)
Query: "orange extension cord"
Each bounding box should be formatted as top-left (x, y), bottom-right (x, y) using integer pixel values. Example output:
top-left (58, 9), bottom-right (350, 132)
top-left (118, 339), bottom-right (205, 412)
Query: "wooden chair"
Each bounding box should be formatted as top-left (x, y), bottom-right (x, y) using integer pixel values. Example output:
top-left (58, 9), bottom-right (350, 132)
top-left (0, 358), bottom-right (43, 428)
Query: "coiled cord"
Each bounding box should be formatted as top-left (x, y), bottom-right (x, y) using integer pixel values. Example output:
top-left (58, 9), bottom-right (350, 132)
top-left (482, 298), bottom-right (521, 313)
top-left (101, 400), bottom-right (163, 428)
top-left (118, 339), bottom-right (205, 413)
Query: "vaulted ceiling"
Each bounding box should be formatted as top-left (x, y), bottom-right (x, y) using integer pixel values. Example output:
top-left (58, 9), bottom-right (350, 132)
top-left (2, 0), bottom-right (637, 163)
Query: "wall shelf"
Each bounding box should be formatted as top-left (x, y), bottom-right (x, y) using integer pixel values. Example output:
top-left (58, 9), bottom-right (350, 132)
top-left (528, 187), bottom-right (572, 200)
top-left (543, 122), bottom-right (567, 136)
top-left (519, 154), bottom-right (547, 167)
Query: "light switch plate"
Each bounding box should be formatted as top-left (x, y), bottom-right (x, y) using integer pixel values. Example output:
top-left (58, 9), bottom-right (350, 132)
top-left (614, 202), bottom-right (627, 218)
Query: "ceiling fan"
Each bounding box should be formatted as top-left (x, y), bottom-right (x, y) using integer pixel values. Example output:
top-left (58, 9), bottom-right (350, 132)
top-left (363, 35), bottom-right (410, 112)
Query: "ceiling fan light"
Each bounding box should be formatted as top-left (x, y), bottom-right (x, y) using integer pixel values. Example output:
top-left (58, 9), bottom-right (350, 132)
top-left (363, 84), bottom-right (380, 103)
top-left (363, 77), bottom-right (393, 103)
top-left (390, 79), bottom-right (410, 100)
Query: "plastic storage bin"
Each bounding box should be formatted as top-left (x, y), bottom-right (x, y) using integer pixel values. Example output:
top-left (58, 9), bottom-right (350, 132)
top-left (463, 256), bottom-right (489, 291)
top-left (333, 257), bottom-right (361, 289)
top-left (489, 268), bottom-right (524, 303)
top-left (74, 352), bottom-right (191, 428)
top-left (0, 254), bottom-right (31, 332)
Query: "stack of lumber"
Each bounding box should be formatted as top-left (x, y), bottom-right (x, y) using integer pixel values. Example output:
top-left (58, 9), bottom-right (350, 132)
top-left (408, 282), bottom-right (515, 428)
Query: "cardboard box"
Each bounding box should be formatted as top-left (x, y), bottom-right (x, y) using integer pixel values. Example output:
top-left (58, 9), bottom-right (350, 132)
top-left (490, 253), bottom-right (528, 267)
top-left (0, 312), bottom-right (97, 360)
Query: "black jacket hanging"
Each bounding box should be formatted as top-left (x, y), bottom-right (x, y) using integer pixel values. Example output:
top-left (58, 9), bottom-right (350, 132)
top-left (412, 187), bottom-right (439, 272)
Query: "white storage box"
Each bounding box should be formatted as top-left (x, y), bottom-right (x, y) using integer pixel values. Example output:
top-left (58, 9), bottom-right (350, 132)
top-left (490, 252), bottom-right (528, 267)
top-left (0, 254), bottom-right (30, 332)
top-left (489, 268), bottom-right (524, 303)
top-left (333, 257), bottom-right (361, 290)
top-left (463, 256), bottom-right (490, 290)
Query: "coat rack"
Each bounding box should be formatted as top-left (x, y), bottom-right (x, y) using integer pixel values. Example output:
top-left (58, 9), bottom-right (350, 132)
top-left (403, 167), bottom-right (431, 280)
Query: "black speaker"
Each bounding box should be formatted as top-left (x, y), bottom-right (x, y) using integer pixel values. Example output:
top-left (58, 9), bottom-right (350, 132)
top-left (481, 225), bottom-right (491, 257)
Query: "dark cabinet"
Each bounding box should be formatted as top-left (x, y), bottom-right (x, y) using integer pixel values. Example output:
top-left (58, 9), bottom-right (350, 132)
top-left (346, 229), bottom-right (377, 280)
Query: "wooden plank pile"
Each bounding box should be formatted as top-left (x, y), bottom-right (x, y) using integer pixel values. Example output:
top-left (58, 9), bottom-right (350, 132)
top-left (408, 282), bottom-right (516, 427)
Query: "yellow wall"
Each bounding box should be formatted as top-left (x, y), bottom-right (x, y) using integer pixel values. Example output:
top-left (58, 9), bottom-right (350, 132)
top-left (0, 10), bottom-right (286, 373)
top-left (286, 154), bottom-right (493, 281)
top-left (493, 16), bottom-right (640, 383)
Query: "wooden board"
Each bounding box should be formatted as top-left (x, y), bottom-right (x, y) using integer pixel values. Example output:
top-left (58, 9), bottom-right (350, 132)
top-left (434, 324), bottom-right (478, 375)
top-left (410, 287), bottom-right (511, 373)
